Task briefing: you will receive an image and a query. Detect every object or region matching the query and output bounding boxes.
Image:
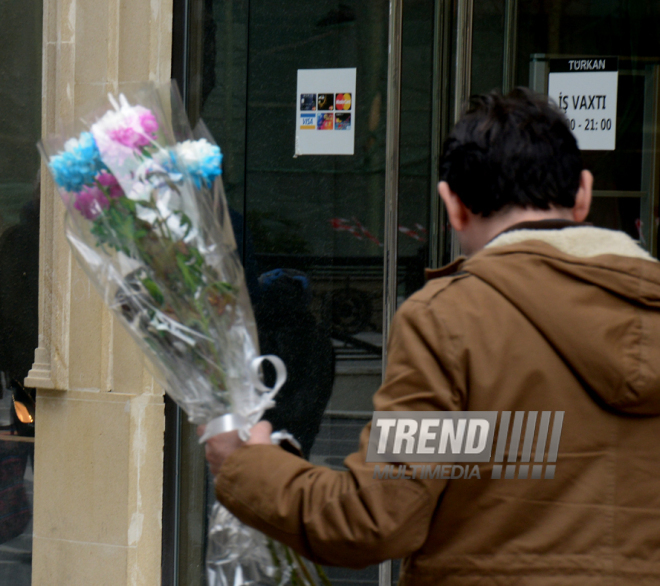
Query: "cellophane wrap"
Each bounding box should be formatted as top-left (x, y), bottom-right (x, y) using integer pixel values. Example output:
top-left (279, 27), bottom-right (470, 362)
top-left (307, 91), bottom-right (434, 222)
top-left (207, 504), bottom-right (330, 586)
top-left (39, 82), bottom-right (328, 586)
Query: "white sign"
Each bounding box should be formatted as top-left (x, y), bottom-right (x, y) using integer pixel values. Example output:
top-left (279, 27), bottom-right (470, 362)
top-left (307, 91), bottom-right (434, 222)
top-left (295, 68), bottom-right (356, 156)
top-left (548, 57), bottom-right (618, 151)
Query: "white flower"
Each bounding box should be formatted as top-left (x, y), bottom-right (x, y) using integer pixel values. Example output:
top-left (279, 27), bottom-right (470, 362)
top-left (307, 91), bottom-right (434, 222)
top-left (175, 139), bottom-right (217, 166)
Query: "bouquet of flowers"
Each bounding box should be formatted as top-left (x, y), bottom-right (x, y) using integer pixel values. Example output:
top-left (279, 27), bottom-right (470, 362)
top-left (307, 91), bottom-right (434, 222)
top-left (39, 82), bottom-right (329, 586)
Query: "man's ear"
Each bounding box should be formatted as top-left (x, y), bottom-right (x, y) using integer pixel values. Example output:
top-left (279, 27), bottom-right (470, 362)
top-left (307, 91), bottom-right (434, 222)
top-left (438, 181), bottom-right (470, 231)
top-left (573, 170), bottom-right (593, 223)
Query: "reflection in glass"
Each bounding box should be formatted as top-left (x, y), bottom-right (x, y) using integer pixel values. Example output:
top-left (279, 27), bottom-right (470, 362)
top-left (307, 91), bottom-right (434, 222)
top-left (0, 0), bottom-right (43, 582)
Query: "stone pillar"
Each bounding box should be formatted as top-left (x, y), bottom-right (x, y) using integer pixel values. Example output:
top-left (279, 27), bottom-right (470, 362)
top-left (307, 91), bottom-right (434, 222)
top-left (25, 0), bottom-right (172, 583)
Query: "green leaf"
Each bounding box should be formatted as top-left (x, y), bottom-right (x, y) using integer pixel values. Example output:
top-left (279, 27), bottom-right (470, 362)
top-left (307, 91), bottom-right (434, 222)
top-left (176, 251), bottom-right (200, 292)
top-left (141, 277), bottom-right (164, 307)
top-left (179, 212), bottom-right (193, 239)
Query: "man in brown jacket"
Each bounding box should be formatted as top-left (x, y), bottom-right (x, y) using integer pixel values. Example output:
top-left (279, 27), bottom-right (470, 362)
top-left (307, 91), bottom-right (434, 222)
top-left (201, 89), bottom-right (660, 584)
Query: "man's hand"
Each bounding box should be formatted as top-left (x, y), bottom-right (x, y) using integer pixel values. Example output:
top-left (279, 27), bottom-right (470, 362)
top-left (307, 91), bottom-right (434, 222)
top-left (198, 420), bottom-right (273, 477)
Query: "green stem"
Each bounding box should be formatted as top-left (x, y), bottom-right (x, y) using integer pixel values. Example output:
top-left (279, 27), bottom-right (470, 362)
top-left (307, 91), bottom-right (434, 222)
top-left (144, 187), bottom-right (231, 396)
top-left (266, 539), bottom-right (284, 584)
top-left (291, 550), bottom-right (317, 585)
top-left (91, 174), bottom-right (241, 409)
top-left (192, 294), bottom-right (228, 391)
top-left (313, 564), bottom-right (332, 586)
top-left (284, 546), bottom-right (303, 586)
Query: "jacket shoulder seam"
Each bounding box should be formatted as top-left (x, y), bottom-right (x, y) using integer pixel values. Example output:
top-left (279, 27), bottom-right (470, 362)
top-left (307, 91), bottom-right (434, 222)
top-left (408, 273), bottom-right (473, 305)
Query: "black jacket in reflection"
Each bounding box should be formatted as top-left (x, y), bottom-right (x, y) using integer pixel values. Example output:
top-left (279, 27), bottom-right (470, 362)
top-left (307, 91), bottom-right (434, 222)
top-left (0, 194), bottom-right (38, 545)
top-left (230, 211), bottom-right (334, 458)
top-left (0, 197), bottom-right (39, 436)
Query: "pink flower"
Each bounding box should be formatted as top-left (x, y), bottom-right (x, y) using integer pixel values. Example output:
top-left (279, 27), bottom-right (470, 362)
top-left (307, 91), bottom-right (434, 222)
top-left (96, 170), bottom-right (123, 198)
top-left (138, 110), bottom-right (158, 135)
top-left (95, 103), bottom-right (159, 151)
top-left (74, 185), bottom-right (109, 220)
top-left (108, 127), bottom-right (145, 149)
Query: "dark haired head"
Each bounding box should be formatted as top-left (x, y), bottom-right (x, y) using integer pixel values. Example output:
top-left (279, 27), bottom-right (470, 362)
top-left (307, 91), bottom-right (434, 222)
top-left (439, 88), bottom-right (583, 217)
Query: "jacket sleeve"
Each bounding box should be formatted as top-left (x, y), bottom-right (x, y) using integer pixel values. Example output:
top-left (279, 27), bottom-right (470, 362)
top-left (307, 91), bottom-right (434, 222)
top-left (215, 296), bottom-right (466, 568)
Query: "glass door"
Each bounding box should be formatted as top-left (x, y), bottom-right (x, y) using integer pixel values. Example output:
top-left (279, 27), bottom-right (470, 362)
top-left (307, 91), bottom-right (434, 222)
top-left (164, 1), bottom-right (446, 585)
top-left (165, 2), bottom-right (660, 585)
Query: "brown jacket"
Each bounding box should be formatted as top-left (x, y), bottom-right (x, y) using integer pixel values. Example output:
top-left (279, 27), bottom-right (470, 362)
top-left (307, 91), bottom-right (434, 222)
top-left (216, 223), bottom-right (660, 584)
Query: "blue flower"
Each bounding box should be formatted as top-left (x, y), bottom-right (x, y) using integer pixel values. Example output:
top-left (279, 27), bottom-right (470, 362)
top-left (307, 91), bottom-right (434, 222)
top-left (49, 132), bottom-right (105, 192)
top-left (174, 140), bottom-right (223, 189)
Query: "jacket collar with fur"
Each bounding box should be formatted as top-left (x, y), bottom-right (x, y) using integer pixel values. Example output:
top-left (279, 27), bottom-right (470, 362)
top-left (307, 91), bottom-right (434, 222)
top-left (486, 219), bottom-right (655, 261)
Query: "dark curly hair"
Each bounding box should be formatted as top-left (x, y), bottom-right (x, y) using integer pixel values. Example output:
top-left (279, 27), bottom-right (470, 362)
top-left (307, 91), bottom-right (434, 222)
top-left (439, 88), bottom-right (583, 217)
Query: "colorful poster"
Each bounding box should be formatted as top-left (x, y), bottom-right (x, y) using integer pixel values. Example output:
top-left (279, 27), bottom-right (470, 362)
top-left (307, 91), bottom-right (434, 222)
top-left (295, 68), bottom-right (356, 156)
